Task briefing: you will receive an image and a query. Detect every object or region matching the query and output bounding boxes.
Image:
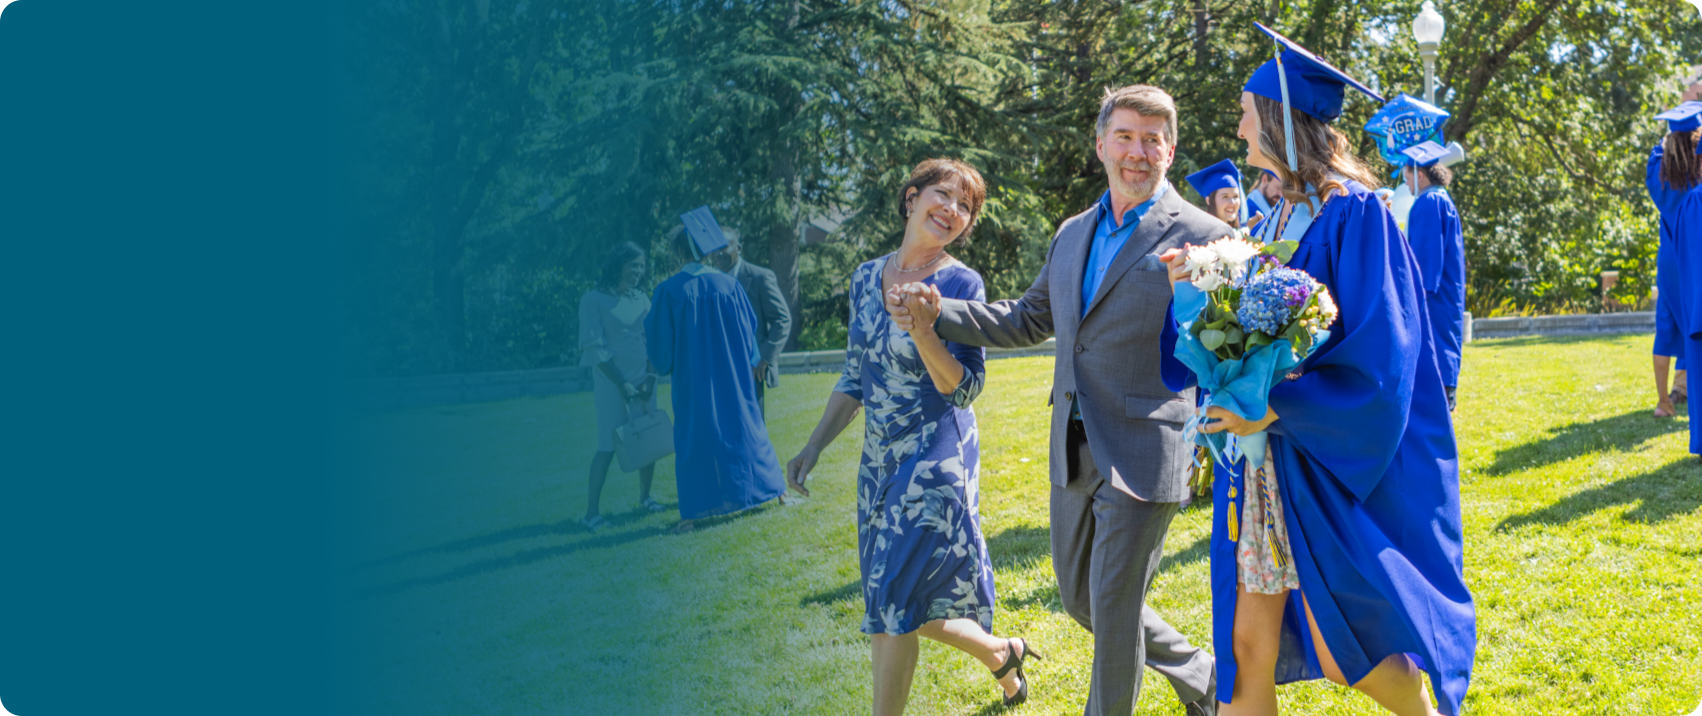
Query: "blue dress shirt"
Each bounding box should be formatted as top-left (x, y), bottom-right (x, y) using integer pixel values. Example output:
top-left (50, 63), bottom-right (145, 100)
top-left (1082, 181), bottom-right (1169, 316)
top-left (1073, 181), bottom-right (1167, 421)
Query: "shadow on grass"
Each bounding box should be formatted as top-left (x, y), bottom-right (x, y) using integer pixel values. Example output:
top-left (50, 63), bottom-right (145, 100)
top-left (358, 502), bottom-right (675, 570)
top-left (1483, 410), bottom-right (1687, 477)
top-left (1157, 533), bottom-right (1210, 577)
top-left (361, 502), bottom-right (771, 598)
top-left (1496, 457), bottom-right (1702, 531)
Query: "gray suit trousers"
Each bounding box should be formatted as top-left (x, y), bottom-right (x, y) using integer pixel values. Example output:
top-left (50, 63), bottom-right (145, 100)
top-left (1055, 419), bottom-right (1213, 716)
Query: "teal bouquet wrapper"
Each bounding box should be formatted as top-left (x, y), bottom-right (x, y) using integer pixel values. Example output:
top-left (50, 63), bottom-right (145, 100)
top-left (1173, 282), bottom-right (1328, 469)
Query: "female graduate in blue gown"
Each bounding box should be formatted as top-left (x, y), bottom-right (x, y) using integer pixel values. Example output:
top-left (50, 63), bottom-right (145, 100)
top-left (1398, 143), bottom-right (1466, 412)
top-left (1162, 25), bottom-right (1475, 715)
top-left (646, 227), bottom-right (786, 530)
top-left (1648, 102), bottom-right (1702, 452)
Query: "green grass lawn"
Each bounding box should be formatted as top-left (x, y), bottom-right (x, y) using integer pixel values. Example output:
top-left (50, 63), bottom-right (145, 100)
top-left (346, 334), bottom-right (1702, 715)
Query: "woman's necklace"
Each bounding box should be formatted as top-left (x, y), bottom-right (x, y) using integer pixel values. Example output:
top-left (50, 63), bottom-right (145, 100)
top-left (893, 251), bottom-right (948, 274)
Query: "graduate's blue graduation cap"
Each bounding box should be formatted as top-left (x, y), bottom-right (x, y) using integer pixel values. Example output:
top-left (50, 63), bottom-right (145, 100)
top-left (1186, 159), bottom-right (1250, 226)
top-left (679, 206), bottom-right (729, 260)
top-left (1365, 94), bottom-right (1449, 166)
top-left (1185, 160), bottom-right (1244, 200)
top-left (1399, 141), bottom-right (1450, 168)
top-left (1244, 23), bottom-right (1384, 174)
top-left (1656, 101), bottom-right (1702, 133)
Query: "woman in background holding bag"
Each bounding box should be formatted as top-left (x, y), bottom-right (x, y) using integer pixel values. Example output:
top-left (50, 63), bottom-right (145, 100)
top-left (579, 241), bottom-right (663, 532)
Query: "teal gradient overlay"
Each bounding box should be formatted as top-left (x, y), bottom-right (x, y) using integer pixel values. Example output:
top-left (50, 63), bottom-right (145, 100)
top-left (0, 1), bottom-right (353, 713)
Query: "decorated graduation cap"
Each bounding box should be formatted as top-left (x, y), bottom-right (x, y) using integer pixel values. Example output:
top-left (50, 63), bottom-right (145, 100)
top-left (1244, 22), bottom-right (1385, 174)
top-left (1399, 141), bottom-right (1450, 168)
top-left (1656, 101), bottom-right (1702, 133)
top-left (678, 205), bottom-right (729, 260)
top-left (1365, 93), bottom-right (1450, 166)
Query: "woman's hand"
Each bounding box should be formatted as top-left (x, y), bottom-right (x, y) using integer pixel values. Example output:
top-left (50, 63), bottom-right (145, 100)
top-left (897, 285), bottom-right (943, 336)
top-left (1160, 246), bottom-right (1191, 293)
top-left (1197, 405), bottom-right (1278, 436)
top-left (785, 446), bottom-right (820, 497)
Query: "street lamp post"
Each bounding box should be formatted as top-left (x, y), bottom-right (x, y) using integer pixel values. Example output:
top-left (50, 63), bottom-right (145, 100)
top-left (1413, 1), bottom-right (1446, 104)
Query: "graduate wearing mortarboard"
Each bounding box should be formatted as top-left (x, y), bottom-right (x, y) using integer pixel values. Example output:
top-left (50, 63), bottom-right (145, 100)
top-left (1187, 159), bottom-right (1253, 229)
top-left (1648, 103), bottom-right (1702, 445)
top-left (1398, 141), bottom-right (1467, 412)
top-left (646, 207), bottom-right (786, 532)
top-left (1648, 103), bottom-right (1702, 420)
top-left (1159, 23), bottom-right (1475, 715)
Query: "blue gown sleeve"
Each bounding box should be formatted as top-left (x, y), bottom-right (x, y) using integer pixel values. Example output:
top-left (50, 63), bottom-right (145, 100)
top-left (1407, 193), bottom-right (1445, 294)
top-left (1266, 195), bottom-right (1422, 502)
top-left (1649, 144), bottom-right (1687, 221)
top-left (942, 271), bottom-right (988, 409)
top-left (644, 282), bottom-right (675, 375)
top-left (1160, 301), bottom-right (1198, 392)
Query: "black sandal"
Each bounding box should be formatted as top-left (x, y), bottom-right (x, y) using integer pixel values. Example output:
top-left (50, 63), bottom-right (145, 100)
top-left (1673, 389), bottom-right (1689, 405)
top-left (991, 637), bottom-right (1042, 707)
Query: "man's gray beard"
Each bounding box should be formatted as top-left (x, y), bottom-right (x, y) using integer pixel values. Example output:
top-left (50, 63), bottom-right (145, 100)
top-left (1108, 162), bottom-right (1164, 203)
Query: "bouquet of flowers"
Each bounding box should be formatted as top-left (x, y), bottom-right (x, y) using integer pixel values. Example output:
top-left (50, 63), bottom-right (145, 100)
top-left (1172, 235), bottom-right (1339, 494)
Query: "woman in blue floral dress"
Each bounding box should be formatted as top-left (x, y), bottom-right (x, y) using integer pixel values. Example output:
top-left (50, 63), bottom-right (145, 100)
top-left (787, 160), bottom-right (1039, 714)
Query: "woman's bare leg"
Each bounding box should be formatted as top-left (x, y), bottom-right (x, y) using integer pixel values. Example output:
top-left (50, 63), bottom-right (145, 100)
top-left (870, 632), bottom-right (920, 716)
top-left (1656, 356), bottom-right (1678, 417)
top-left (1301, 596), bottom-right (1438, 716)
top-left (914, 618), bottom-right (1025, 698)
top-left (1220, 587), bottom-right (1291, 716)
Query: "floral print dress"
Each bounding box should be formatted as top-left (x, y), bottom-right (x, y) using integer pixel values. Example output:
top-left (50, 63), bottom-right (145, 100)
top-left (834, 256), bottom-right (994, 635)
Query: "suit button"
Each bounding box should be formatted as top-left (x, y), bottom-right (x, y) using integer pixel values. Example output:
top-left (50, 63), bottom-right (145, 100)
top-left (1075, 344), bottom-right (1085, 353)
top-left (1065, 391), bottom-right (1075, 402)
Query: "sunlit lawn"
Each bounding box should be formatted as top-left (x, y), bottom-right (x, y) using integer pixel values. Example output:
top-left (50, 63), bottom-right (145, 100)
top-left (346, 333), bottom-right (1702, 715)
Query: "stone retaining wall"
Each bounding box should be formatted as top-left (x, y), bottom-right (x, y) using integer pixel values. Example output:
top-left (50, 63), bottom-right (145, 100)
top-left (353, 313), bottom-right (1659, 410)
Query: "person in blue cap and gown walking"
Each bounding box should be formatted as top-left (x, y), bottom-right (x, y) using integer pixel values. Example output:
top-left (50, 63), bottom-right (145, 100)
top-left (1161, 23), bottom-right (1475, 716)
top-left (1398, 141), bottom-right (1467, 411)
top-left (647, 208), bottom-right (787, 532)
top-left (1650, 102), bottom-right (1702, 448)
top-left (1649, 103), bottom-right (1702, 419)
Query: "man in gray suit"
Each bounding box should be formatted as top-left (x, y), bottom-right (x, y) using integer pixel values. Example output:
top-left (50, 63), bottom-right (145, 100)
top-left (890, 85), bottom-right (1225, 716)
top-left (708, 230), bottom-right (792, 418)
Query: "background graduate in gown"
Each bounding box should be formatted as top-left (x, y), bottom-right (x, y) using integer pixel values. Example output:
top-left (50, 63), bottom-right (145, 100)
top-left (1398, 141), bottom-right (1467, 412)
top-left (1647, 104), bottom-right (1695, 418)
top-left (647, 209), bottom-right (787, 532)
top-left (1648, 102), bottom-right (1702, 455)
top-left (1163, 24), bottom-right (1476, 715)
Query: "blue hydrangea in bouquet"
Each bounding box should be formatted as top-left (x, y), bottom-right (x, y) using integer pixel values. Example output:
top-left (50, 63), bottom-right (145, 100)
top-left (1172, 235), bottom-right (1339, 494)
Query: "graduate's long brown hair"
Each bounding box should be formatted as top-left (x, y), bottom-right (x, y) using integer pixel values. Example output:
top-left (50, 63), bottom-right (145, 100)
top-left (1662, 129), bottom-right (1702, 191)
top-left (1252, 95), bottom-right (1381, 206)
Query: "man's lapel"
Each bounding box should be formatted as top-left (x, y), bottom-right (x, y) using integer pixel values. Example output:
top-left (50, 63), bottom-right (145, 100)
top-left (1083, 190), bottom-right (1179, 321)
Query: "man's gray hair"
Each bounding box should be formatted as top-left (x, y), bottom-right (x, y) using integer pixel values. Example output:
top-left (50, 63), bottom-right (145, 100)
top-left (1095, 85), bottom-right (1178, 145)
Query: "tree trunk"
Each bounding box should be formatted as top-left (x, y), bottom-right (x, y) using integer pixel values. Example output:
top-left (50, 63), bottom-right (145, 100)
top-left (774, 0), bottom-right (805, 352)
top-left (1192, 0), bottom-right (1209, 68)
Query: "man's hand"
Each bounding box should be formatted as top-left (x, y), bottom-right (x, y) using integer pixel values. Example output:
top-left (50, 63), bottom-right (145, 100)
top-left (1160, 246), bottom-right (1191, 292)
top-left (884, 282), bottom-right (936, 332)
top-left (753, 360), bottom-right (769, 385)
top-left (1247, 210), bottom-right (1265, 228)
top-left (895, 284), bottom-right (942, 335)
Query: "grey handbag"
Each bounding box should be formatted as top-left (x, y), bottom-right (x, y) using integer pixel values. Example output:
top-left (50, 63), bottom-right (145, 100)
top-left (614, 403), bottom-right (674, 472)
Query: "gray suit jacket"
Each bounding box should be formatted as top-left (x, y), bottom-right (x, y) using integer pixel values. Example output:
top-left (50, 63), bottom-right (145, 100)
top-left (731, 259), bottom-right (793, 387)
top-left (933, 188), bottom-right (1233, 502)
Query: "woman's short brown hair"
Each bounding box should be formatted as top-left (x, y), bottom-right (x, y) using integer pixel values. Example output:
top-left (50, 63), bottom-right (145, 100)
top-left (897, 158), bottom-right (988, 244)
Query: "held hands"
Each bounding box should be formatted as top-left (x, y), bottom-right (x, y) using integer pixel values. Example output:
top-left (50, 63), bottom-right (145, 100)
top-left (784, 447), bottom-right (819, 497)
top-left (1197, 405), bottom-right (1279, 436)
top-left (884, 282), bottom-right (943, 334)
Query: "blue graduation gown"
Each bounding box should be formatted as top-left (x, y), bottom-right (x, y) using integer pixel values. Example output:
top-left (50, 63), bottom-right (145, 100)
top-left (1649, 146), bottom-right (1689, 368)
top-left (1162, 182), bottom-right (1476, 714)
top-left (1406, 188), bottom-right (1466, 387)
top-left (645, 264), bottom-right (785, 519)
